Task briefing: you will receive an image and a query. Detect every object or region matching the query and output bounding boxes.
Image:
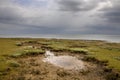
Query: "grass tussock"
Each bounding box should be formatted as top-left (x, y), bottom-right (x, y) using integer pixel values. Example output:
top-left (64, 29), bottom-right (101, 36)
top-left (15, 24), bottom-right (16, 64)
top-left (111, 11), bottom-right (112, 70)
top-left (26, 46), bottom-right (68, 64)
top-left (11, 49), bottom-right (45, 58)
top-left (15, 42), bottom-right (23, 46)
top-left (7, 61), bottom-right (20, 67)
top-left (24, 40), bottom-right (39, 44)
top-left (83, 56), bottom-right (108, 66)
top-left (68, 48), bottom-right (88, 54)
top-left (23, 49), bottom-right (45, 55)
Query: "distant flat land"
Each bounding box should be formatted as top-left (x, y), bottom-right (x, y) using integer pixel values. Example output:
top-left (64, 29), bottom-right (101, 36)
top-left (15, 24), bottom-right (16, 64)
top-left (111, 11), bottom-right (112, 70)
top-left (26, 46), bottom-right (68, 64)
top-left (0, 38), bottom-right (120, 80)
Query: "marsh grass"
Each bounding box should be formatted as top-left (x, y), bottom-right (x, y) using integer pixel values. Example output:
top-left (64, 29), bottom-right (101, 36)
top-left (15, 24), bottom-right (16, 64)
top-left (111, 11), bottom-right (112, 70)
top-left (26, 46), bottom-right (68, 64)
top-left (68, 48), bottom-right (88, 54)
top-left (114, 56), bottom-right (120, 61)
top-left (23, 49), bottom-right (45, 55)
top-left (0, 60), bottom-right (9, 72)
top-left (11, 49), bottom-right (45, 58)
top-left (0, 38), bottom-right (120, 80)
top-left (7, 60), bottom-right (20, 67)
top-left (87, 46), bottom-right (120, 71)
top-left (16, 42), bottom-right (23, 46)
top-left (83, 56), bottom-right (108, 66)
top-left (43, 43), bottom-right (88, 54)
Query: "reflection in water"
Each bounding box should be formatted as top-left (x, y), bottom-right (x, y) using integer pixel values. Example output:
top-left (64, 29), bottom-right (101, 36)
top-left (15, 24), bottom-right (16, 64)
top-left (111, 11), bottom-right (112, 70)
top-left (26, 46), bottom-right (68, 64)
top-left (43, 51), bottom-right (85, 70)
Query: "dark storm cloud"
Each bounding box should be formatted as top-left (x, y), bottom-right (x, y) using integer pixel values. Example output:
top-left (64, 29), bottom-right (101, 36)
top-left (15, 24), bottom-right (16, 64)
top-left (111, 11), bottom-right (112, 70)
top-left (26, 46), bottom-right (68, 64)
top-left (0, 7), bottom-right (23, 24)
top-left (0, 0), bottom-right (26, 25)
top-left (0, 0), bottom-right (120, 36)
top-left (86, 24), bottom-right (120, 35)
top-left (57, 0), bottom-right (82, 12)
top-left (102, 7), bottom-right (120, 23)
top-left (56, 0), bottom-right (100, 12)
top-left (0, 22), bottom-right (67, 35)
top-left (105, 12), bottom-right (120, 23)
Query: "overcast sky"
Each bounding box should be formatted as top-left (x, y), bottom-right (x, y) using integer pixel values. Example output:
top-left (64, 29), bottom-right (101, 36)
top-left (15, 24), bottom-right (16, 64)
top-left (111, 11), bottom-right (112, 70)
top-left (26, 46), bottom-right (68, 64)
top-left (0, 0), bottom-right (120, 36)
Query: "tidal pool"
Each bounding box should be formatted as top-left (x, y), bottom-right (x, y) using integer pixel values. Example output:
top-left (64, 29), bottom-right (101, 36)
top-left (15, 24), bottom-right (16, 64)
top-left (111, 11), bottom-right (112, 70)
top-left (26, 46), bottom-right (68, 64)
top-left (43, 51), bottom-right (85, 70)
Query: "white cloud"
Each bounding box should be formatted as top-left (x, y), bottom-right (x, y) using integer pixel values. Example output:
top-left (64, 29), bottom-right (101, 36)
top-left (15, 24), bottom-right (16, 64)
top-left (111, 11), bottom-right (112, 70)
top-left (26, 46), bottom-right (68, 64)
top-left (96, 0), bottom-right (113, 10)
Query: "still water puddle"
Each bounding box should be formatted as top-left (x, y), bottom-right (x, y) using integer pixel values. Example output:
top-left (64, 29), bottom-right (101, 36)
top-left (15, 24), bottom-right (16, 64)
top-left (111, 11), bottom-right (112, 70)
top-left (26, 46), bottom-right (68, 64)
top-left (43, 51), bottom-right (85, 70)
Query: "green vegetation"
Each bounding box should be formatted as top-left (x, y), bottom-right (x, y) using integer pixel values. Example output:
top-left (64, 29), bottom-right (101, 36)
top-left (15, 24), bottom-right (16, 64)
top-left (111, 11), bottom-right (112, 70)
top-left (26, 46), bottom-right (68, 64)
top-left (0, 38), bottom-right (18, 56)
top-left (16, 42), bottom-right (23, 46)
top-left (87, 46), bottom-right (120, 71)
top-left (8, 60), bottom-right (20, 67)
top-left (0, 38), bottom-right (18, 72)
top-left (68, 48), bottom-right (88, 54)
top-left (0, 38), bottom-right (120, 80)
top-left (11, 49), bottom-right (45, 58)
top-left (22, 49), bottom-right (45, 56)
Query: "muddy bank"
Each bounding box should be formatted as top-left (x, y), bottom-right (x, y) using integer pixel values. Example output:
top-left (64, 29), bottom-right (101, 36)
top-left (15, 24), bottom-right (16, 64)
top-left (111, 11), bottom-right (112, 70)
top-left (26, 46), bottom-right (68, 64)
top-left (3, 51), bottom-right (106, 80)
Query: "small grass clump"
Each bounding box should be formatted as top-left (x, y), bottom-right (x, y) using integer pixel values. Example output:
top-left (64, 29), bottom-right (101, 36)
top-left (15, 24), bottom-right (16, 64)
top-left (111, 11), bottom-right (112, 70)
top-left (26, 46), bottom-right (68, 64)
top-left (11, 49), bottom-right (45, 57)
top-left (45, 44), bottom-right (69, 52)
top-left (10, 52), bottom-right (23, 58)
top-left (68, 48), bottom-right (88, 54)
top-left (82, 56), bottom-right (97, 62)
top-left (8, 61), bottom-right (20, 67)
top-left (15, 42), bottom-right (23, 46)
top-left (51, 46), bottom-right (68, 52)
top-left (23, 49), bottom-right (45, 56)
top-left (83, 56), bottom-right (108, 66)
top-left (25, 40), bottom-right (39, 44)
top-left (114, 56), bottom-right (120, 61)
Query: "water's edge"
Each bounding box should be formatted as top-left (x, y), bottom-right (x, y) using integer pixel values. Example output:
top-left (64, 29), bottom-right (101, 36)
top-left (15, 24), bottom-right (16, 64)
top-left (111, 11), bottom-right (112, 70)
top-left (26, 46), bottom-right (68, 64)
top-left (43, 51), bottom-right (85, 70)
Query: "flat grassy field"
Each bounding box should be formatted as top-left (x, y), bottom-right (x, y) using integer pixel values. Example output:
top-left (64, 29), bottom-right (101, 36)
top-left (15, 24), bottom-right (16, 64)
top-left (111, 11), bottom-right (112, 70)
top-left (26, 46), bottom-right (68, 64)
top-left (0, 38), bottom-right (120, 80)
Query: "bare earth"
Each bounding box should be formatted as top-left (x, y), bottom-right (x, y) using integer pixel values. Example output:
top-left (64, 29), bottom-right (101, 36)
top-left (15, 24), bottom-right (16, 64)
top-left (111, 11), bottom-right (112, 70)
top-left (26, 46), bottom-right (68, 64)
top-left (7, 51), bottom-right (106, 80)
